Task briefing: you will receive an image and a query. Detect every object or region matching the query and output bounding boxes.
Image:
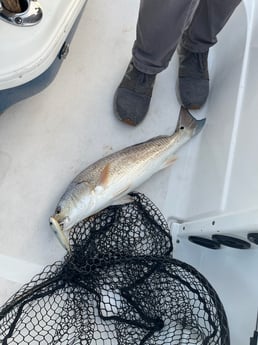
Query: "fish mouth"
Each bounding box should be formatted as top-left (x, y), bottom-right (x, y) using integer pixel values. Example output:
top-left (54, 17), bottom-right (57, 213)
top-left (49, 216), bottom-right (71, 252)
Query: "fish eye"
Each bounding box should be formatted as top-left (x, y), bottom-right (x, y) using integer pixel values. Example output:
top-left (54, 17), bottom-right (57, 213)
top-left (55, 206), bottom-right (62, 214)
top-left (180, 126), bottom-right (184, 130)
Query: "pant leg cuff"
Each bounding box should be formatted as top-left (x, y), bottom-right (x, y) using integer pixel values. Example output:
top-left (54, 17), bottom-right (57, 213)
top-left (181, 35), bottom-right (211, 53)
top-left (132, 56), bottom-right (166, 75)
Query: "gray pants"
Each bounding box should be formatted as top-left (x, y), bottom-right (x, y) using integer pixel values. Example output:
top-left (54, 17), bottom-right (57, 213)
top-left (132, 0), bottom-right (241, 74)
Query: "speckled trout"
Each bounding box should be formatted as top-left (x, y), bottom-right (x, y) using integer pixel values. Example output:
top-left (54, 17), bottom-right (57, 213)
top-left (50, 107), bottom-right (205, 251)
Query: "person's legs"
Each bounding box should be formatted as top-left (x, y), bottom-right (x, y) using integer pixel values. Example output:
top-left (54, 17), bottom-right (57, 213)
top-left (182, 0), bottom-right (241, 53)
top-left (114, 0), bottom-right (199, 126)
top-left (178, 0), bottom-right (241, 109)
top-left (132, 0), bottom-right (200, 75)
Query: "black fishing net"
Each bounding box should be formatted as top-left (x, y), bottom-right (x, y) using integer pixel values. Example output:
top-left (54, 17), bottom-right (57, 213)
top-left (0, 192), bottom-right (230, 345)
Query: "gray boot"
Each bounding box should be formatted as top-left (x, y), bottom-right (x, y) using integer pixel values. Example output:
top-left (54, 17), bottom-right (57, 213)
top-left (178, 46), bottom-right (209, 109)
top-left (114, 61), bottom-right (156, 126)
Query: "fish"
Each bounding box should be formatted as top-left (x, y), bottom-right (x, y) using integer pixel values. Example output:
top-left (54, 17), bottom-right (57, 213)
top-left (50, 107), bottom-right (205, 251)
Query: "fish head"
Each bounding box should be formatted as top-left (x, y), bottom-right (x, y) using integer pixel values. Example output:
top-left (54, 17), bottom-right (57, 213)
top-left (50, 182), bottom-right (95, 251)
top-left (49, 216), bottom-right (71, 252)
top-left (51, 198), bottom-right (74, 231)
top-left (51, 182), bottom-right (95, 232)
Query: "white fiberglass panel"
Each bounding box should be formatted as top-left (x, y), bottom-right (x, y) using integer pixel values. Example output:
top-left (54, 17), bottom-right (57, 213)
top-left (0, 0), bottom-right (86, 89)
top-left (164, 2), bottom-right (247, 219)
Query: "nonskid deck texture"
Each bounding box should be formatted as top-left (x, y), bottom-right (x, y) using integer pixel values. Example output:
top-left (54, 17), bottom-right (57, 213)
top-left (0, 1), bottom-right (257, 345)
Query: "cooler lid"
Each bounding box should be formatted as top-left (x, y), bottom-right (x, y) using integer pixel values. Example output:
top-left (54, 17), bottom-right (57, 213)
top-left (0, 0), bottom-right (86, 90)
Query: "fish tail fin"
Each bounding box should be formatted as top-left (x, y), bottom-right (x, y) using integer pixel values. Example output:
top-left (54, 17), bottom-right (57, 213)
top-left (176, 106), bottom-right (206, 137)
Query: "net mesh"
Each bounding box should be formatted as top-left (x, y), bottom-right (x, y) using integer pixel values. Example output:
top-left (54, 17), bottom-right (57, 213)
top-left (0, 192), bottom-right (230, 345)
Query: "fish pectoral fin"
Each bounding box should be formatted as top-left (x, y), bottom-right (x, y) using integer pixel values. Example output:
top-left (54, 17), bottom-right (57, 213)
top-left (111, 194), bottom-right (134, 206)
top-left (94, 185), bottom-right (104, 194)
top-left (163, 156), bottom-right (177, 169)
top-left (98, 163), bottom-right (111, 187)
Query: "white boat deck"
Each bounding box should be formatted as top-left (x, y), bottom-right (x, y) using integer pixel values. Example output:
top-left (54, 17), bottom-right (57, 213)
top-left (0, 1), bottom-right (258, 344)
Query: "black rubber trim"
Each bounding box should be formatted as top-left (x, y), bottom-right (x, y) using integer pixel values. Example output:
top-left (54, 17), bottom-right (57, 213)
top-left (188, 236), bottom-right (221, 249)
top-left (212, 234), bottom-right (251, 249)
top-left (247, 233), bottom-right (258, 245)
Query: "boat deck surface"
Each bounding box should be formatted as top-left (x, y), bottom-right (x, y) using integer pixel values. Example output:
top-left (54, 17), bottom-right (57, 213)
top-left (0, 1), bottom-right (256, 344)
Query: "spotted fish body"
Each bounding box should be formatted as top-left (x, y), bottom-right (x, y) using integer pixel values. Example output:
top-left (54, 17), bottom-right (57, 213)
top-left (50, 107), bottom-right (205, 250)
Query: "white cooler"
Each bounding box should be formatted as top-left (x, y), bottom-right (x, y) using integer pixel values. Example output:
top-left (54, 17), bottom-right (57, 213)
top-left (0, 0), bottom-right (87, 112)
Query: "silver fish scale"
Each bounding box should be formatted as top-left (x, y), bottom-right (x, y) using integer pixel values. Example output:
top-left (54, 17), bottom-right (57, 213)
top-left (73, 134), bottom-right (177, 187)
